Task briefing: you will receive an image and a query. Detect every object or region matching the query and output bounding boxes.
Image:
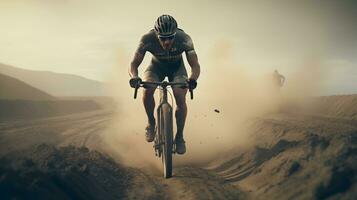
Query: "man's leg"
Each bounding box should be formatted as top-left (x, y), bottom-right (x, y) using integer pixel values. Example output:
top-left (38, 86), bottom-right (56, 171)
top-left (142, 87), bottom-right (156, 142)
top-left (142, 69), bottom-right (161, 142)
top-left (171, 65), bottom-right (189, 138)
top-left (173, 87), bottom-right (188, 137)
top-left (173, 87), bottom-right (187, 154)
top-left (143, 87), bottom-right (156, 126)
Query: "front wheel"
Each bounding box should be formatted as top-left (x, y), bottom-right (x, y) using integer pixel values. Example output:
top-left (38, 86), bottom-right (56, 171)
top-left (160, 103), bottom-right (173, 178)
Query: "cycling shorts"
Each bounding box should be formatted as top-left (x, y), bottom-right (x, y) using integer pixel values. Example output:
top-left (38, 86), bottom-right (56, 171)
top-left (143, 62), bottom-right (188, 86)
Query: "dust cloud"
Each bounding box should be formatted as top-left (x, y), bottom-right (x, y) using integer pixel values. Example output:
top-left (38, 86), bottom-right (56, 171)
top-left (100, 43), bottom-right (331, 170)
top-left (99, 49), bottom-right (162, 170)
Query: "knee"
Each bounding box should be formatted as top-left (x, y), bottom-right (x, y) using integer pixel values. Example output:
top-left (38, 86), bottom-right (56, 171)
top-left (173, 89), bottom-right (187, 107)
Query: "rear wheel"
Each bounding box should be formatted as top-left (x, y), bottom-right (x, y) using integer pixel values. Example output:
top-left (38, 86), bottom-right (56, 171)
top-left (160, 103), bottom-right (173, 178)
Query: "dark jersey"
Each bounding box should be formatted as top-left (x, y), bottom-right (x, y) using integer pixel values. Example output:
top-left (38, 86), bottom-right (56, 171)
top-left (135, 29), bottom-right (195, 67)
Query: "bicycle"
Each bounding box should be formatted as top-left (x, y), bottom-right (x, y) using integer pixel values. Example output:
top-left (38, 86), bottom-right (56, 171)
top-left (133, 80), bottom-right (194, 178)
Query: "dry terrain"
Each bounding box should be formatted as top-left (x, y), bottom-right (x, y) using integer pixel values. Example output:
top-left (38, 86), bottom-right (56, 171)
top-left (0, 95), bottom-right (356, 200)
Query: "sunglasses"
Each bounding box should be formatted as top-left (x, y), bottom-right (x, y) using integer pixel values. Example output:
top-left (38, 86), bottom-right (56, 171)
top-left (158, 34), bottom-right (175, 41)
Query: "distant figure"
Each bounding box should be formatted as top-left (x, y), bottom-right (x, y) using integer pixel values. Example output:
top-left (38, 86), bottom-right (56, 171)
top-left (273, 70), bottom-right (285, 88)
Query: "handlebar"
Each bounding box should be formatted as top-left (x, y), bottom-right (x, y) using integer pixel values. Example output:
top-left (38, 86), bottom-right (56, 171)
top-left (133, 81), bottom-right (194, 100)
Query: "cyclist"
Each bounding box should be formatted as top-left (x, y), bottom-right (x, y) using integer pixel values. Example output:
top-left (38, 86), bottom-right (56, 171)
top-left (273, 69), bottom-right (285, 88)
top-left (128, 15), bottom-right (201, 155)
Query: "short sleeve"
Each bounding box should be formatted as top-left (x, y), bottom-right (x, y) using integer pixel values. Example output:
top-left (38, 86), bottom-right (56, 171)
top-left (183, 35), bottom-right (195, 52)
top-left (135, 36), bottom-right (149, 55)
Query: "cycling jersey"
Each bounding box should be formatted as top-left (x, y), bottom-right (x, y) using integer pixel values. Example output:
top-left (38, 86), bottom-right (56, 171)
top-left (137, 29), bottom-right (193, 63)
top-left (135, 28), bottom-right (195, 83)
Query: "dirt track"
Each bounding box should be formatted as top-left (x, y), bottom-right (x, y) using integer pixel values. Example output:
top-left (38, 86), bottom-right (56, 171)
top-left (0, 109), bottom-right (244, 200)
top-left (0, 110), bottom-right (112, 155)
top-left (0, 97), bottom-right (356, 199)
top-left (124, 166), bottom-right (244, 200)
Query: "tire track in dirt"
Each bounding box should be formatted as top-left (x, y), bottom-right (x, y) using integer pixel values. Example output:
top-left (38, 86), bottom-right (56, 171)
top-left (58, 117), bottom-right (112, 147)
top-left (135, 166), bottom-right (245, 200)
top-left (0, 110), bottom-right (114, 154)
top-left (169, 167), bottom-right (244, 200)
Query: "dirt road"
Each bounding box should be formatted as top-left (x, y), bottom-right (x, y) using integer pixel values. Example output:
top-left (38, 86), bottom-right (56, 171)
top-left (0, 110), bottom-right (112, 154)
top-left (1, 100), bottom-right (356, 199)
top-left (0, 109), bottom-right (244, 200)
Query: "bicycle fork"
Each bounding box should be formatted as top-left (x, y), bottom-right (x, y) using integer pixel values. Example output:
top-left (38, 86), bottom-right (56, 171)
top-left (154, 103), bottom-right (162, 157)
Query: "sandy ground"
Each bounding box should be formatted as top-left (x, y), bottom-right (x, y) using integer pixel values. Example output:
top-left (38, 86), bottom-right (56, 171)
top-left (209, 113), bottom-right (357, 200)
top-left (0, 109), bottom-right (243, 200)
top-left (0, 95), bottom-right (356, 199)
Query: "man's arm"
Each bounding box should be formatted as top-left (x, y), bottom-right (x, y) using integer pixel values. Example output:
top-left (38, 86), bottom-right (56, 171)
top-left (129, 35), bottom-right (148, 78)
top-left (185, 50), bottom-right (200, 80)
top-left (129, 52), bottom-right (145, 78)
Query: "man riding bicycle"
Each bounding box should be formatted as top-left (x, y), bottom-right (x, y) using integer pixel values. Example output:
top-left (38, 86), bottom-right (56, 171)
top-left (128, 15), bottom-right (201, 155)
top-left (273, 70), bottom-right (285, 87)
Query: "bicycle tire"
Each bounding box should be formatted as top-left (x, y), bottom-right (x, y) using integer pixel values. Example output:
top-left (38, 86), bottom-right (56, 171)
top-left (160, 103), bottom-right (173, 178)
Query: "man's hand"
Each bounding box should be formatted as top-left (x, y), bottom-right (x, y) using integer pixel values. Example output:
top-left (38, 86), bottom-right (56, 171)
top-left (187, 78), bottom-right (197, 90)
top-left (129, 77), bottom-right (142, 88)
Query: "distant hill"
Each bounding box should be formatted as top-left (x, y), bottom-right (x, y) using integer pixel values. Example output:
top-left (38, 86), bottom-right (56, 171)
top-left (0, 63), bottom-right (107, 97)
top-left (0, 99), bottom-right (101, 120)
top-left (0, 73), bottom-right (55, 100)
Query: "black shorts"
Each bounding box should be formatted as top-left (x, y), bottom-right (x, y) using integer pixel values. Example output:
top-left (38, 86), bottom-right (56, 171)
top-left (143, 62), bottom-right (188, 85)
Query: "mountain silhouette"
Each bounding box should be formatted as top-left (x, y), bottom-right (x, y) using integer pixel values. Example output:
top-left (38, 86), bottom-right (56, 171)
top-left (0, 73), bottom-right (55, 100)
top-left (0, 63), bottom-right (107, 97)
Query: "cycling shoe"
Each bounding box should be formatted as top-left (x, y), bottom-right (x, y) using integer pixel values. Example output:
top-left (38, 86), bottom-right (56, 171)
top-left (145, 125), bottom-right (156, 142)
top-left (175, 135), bottom-right (186, 155)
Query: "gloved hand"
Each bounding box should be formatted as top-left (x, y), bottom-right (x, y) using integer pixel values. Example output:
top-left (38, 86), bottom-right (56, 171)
top-left (129, 77), bottom-right (142, 88)
top-left (187, 78), bottom-right (197, 90)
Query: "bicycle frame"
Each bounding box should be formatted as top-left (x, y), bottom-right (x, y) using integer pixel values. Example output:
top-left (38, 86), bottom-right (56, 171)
top-left (133, 80), bottom-right (193, 178)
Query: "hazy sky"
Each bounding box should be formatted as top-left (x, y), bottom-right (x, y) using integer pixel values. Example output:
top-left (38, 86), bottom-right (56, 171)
top-left (0, 0), bottom-right (356, 94)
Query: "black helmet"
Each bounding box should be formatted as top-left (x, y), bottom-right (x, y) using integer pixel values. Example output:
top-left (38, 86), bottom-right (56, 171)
top-left (154, 14), bottom-right (177, 36)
